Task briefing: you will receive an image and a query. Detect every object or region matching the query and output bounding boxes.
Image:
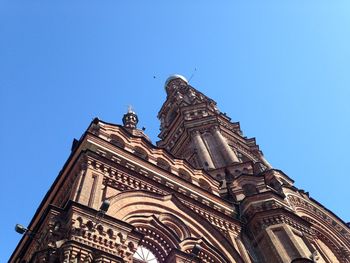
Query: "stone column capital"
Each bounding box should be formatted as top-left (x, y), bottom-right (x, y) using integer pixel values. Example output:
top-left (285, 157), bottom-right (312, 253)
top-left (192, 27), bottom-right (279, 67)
top-left (190, 130), bottom-right (201, 137)
top-left (210, 125), bottom-right (220, 132)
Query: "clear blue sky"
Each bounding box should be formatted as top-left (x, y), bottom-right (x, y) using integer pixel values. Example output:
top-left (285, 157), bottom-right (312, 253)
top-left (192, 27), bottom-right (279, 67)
top-left (1, 1), bottom-right (350, 261)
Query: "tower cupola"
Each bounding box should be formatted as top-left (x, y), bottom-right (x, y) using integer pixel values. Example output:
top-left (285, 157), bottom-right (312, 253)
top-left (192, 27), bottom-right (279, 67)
top-left (164, 74), bottom-right (188, 95)
top-left (122, 106), bottom-right (138, 129)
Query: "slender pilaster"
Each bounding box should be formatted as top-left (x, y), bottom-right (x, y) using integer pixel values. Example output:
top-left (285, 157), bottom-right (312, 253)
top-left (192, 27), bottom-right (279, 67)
top-left (211, 127), bottom-right (240, 164)
top-left (72, 163), bottom-right (87, 202)
top-left (192, 131), bottom-right (215, 169)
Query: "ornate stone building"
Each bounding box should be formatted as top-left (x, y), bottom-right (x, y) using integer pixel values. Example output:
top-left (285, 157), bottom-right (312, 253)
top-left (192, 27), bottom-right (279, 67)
top-left (10, 75), bottom-right (350, 263)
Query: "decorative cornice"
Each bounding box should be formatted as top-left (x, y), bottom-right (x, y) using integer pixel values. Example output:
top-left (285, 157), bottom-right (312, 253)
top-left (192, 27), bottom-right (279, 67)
top-left (246, 207), bottom-right (313, 237)
top-left (287, 194), bottom-right (350, 245)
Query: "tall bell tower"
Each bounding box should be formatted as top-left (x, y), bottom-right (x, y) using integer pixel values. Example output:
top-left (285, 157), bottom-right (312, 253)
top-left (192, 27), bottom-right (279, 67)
top-left (157, 75), bottom-right (271, 171)
top-left (10, 75), bottom-right (350, 263)
top-left (157, 75), bottom-right (274, 197)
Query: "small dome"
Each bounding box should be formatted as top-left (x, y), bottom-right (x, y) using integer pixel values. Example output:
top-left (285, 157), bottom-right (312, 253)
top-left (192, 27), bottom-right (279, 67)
top-left (122, 109), bottom-right (138, 129)
top-left (164, 74), bottom-right (188, 89)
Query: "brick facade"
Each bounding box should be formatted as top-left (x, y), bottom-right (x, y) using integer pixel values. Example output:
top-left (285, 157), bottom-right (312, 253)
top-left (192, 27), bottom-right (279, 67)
top-left (10, 76), bottom-right (350, 263)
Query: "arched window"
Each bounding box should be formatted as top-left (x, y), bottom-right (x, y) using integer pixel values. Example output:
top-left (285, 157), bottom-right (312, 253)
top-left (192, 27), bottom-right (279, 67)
top-left (110, 135), bottom-right (125, 148)
top-left (133, 246), bottom-right (159, 263)
top-left (156, 158), bottom-right (171, 171)
top-left (198, 178), bottom-right (212, 192)
top-left (134, 147), bottom-right (148, 160)
top-left (178, 169), bottom-right (192, 182)
top-left (242, 184), bottom-right (258, 197)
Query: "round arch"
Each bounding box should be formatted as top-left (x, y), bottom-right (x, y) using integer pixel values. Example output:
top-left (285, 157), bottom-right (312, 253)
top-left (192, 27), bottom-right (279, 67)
top-left (178, 168), bottom-right (192, 183)
top-left (198, 178), bottom-right (212, 192)
top-left (106, 190), bottom-right (244, 263)
top-left (291, 206), bottom-right (348, 262)
top-left (133, 146), bottom-right (149, 160)
top-left (156, 158), bottom-right (171, 171)
top-left (180, 238), bottom-right (231, 263)
top-left (110, 134), bottom-right (126, 148)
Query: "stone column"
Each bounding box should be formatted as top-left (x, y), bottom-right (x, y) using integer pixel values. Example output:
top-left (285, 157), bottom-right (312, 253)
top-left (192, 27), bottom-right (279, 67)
top-left (192, 131), bottom-right (215, 169)
top-left (211, 127), bottom-right (239, 164)
top-left (235, 236), bottom-right (253, 263)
